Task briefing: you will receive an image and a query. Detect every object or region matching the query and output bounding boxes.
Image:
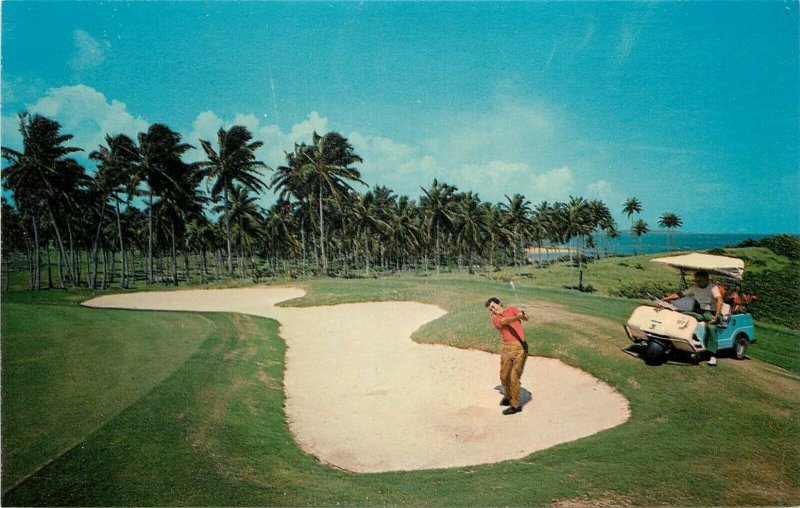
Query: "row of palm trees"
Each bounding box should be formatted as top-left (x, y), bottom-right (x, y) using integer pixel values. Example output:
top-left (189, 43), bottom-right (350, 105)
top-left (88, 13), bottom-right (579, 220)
top-left (623, 197), bottom-right (684, 253)
top-left (1, 112), bottom-right (682, 291)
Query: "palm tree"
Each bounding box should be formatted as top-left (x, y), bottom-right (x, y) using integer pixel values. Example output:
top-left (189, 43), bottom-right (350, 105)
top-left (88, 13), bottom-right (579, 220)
top-left (134, 124), bottom-right (193, 284)
top-left (658, 212), bottom-right (683, 250)
top-left (385, 196), bottom-right (422, 271)
top-left (263, 199), bottom-right (300, 275)
top-left (185, 217), bottom-right (215, 284)
top-left (560, 196), bottom-right (592, 290)
top-left (298, 131), bottom-right (364, 276)
top-left (213, 185), bottom-right (264, 278)
top-left (454, 192), bottom-right (491, 275)
top-left (633, 218), bottom-right (650, 253)
top-left (159, 159), bottom-right (206, 285)
top-left (420, 179), bottom-right (459, 272)
top-left (500, 194), bottom-right (533, 269)
top-left (588, 199), bottom-right (614, 259)
top-left (90, 134), bottom-right (141, 288)
top-left (1, 113), bottom-right (88, 287)
top-left (622, 197), bottom-right (642, 254)
top-left (270, 142), bottom-right (316, 270)
top-left (199, 125), bottom-right (269, 277)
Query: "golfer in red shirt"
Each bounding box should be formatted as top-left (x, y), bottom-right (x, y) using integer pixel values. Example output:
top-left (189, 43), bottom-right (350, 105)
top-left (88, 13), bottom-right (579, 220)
top-left (485, 296), bottom-right (529, 415)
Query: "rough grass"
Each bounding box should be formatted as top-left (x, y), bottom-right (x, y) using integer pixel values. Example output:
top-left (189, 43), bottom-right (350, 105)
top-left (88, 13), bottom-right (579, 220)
top-left (2, 277), bottom-right (799, 506)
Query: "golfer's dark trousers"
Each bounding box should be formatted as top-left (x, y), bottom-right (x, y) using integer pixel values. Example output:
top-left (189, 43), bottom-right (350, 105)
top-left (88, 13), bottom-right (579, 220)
top-left (500, 341), bottom-right (528, 407)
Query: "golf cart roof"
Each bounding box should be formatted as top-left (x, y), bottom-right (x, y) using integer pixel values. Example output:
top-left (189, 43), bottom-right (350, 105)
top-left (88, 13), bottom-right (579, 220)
top-left (651, 253), bottom-right (744, 280)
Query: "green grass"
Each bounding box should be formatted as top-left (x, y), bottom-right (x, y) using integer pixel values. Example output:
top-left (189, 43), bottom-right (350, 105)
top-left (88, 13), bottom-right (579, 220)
top-left (2, 276), bottom-right (798, 505)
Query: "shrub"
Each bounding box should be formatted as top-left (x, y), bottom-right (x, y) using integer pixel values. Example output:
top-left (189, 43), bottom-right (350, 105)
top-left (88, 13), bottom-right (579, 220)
top-left (740, 262), bottom-right (800, 328)
top-left (737, 234), bottom-right (800, 260)
top-left (610, 281), bottom-right (681, 300)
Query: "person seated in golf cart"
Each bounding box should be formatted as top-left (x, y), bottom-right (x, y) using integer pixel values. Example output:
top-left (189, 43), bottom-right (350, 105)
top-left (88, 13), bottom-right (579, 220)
top-left (662, 270), bottom-right (723, 366)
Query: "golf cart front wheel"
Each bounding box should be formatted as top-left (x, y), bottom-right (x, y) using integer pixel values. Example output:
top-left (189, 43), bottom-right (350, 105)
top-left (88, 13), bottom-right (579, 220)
top-left (734, 335), bottom-right (748, 360)
top-left (645, 340), bottom-right (668, 365)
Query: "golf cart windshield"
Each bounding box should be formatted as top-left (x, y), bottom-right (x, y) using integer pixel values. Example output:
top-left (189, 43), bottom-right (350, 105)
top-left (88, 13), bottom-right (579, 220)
top-left (651, 253), bottom-right (745, 280)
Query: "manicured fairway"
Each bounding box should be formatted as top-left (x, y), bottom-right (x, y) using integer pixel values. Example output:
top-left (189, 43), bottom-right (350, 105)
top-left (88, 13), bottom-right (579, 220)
top-left (2, 278), bottom-right (799, 506)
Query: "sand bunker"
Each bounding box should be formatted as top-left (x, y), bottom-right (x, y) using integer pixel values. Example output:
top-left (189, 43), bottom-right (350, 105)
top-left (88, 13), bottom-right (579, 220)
top-left (84, 287), bottom-right (629, 472)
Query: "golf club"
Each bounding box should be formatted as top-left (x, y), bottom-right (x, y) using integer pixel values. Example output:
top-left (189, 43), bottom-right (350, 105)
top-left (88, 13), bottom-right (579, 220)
top-left (510, 280), bottom-right (527, 317)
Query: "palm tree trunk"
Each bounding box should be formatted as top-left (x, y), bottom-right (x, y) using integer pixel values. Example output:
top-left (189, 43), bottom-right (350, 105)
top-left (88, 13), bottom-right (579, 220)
top-left (31, 215), bottom-right (41, 290)
top-left (318, 184), bottom-right (328, 276)
top-left (24, 234), bottom-right (33, 291)
top-left (183, 250), bottom-right (191, 285)
top-left (49, 241), bottom-right (56, 289)
top-left (115, 200), bottom-right (126, 288)
top-left (225, 189), bottom-right (233, 277)
top-left (171, 221), bottom-right (178, 286)
top-left (45, 199), bottom-right (74, 286)
top-left (89, 207), bottom-right (106, 289)
top-left (435, 227), bottom-right (441, 273)
top-left (364, 235), bottom-right (370, 277)
top-left (300, 216), bottom-right (307, 275)
top-left (200, 247), bottom-right (208, 284)
top-left (101, 249), bottom-right (108, 290)
top-left (148, 190), bottom-right (154, 284)
top-left (85, 251), bottom-right (91, 286)
top-left (578, 236), bottom-right (584, 291)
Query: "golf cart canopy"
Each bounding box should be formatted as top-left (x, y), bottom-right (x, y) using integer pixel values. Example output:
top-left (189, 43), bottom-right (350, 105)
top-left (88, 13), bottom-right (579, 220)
top-left (651, 253), bottom-right (744, 280)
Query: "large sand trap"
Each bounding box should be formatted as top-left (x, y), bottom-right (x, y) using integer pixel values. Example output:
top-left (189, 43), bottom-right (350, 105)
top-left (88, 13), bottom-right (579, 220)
top-left (84, 287), bottom-right (630, 472)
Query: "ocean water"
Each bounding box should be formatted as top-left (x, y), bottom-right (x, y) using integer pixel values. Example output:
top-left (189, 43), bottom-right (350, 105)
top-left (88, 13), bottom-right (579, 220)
top-left (600, 231), bottom-right (771, 255)
top-left (529, 231), bottom-right (772, 261)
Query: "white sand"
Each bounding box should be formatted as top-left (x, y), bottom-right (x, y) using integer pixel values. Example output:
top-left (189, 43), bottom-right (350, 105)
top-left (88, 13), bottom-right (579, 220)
top-left (84, 287), bottom-right (630, 472)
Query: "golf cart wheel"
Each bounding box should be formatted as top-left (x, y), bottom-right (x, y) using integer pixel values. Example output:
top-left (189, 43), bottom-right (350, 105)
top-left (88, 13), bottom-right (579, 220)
top-left (645, 340), bottom-right (667, 365)
top-left (734, 335), bottom-right (748, 360)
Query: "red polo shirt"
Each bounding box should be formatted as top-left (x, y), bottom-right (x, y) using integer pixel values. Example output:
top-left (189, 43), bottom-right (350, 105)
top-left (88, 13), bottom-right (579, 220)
top-left (491, 305), bottom-right (526, 344)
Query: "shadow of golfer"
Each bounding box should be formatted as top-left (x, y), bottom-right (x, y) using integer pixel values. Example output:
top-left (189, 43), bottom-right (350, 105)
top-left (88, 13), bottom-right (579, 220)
top-left (494, 385), bottom-right (533, 408)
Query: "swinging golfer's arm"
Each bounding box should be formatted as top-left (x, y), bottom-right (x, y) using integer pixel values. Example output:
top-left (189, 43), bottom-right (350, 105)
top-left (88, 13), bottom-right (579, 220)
top-left (499, 313), bottom-right (525, 325)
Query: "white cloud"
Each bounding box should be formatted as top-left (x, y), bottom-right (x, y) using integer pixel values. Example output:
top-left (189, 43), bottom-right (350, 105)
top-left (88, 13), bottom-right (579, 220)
top-left (1, 85), bottom-right (148, 158)
top-left (69, 29), bottom-right (110, 72)
top-left (32, 85), bottom-right (148, 152)
top-left (529, 166), bottom-right (575, 202)
top-left (585, 179), bottom-right (616, 200)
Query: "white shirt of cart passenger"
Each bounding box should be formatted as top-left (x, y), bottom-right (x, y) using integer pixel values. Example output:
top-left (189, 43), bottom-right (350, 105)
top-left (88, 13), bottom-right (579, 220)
top-left (682, 283), bottom-right (722, 312)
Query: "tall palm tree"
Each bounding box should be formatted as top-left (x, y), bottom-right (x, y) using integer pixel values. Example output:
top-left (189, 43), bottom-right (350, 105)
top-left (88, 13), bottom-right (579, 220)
top-left (1, 113), bottom-right (88, 287)
top-left (454, 192), bottom-right (490, 275)
top-left (213, 185), bottom-right (264, 278)
top-left (658, 212), bottom-right (683, 250)
top-left (623, 197), bottom-right (643, 254)
top-left (270, 142), bottom-right (316, 270)
top-left (299, 131), bottom-right (364, 275)
top-left (159, 159), bottom-right (206, 285)
top-left (588, 199), bottom-right (614, 259)
top-left (385, 195), bottom-right (421, 271)
top-left (263, 199), bottom-right (300, 275)
top-left (199, 125), bottom-right (269, 277)
top-left (560, 196), bottom-right (592, 290)
top-left (500, 193), bottom-right (533, 268)
top-left (185, 216), bottom-right (215, 284)
top-left (134, 123), bottom-right (193, 284)
top-left (90, 134), bottom-right (141, 288)
top-left (633, 218), bottom-right (650, 253)
top-left (420, 179), bottom-right (459, 272)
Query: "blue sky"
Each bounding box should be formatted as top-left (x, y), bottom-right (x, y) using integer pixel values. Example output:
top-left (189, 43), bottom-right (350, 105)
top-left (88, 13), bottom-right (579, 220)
top-left (2, 1), bottom-right (798, 234)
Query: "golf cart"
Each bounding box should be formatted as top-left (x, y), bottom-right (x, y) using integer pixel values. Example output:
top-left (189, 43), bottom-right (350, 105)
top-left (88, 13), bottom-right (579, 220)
top-left (624, 253), bottom-right (756, 365)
